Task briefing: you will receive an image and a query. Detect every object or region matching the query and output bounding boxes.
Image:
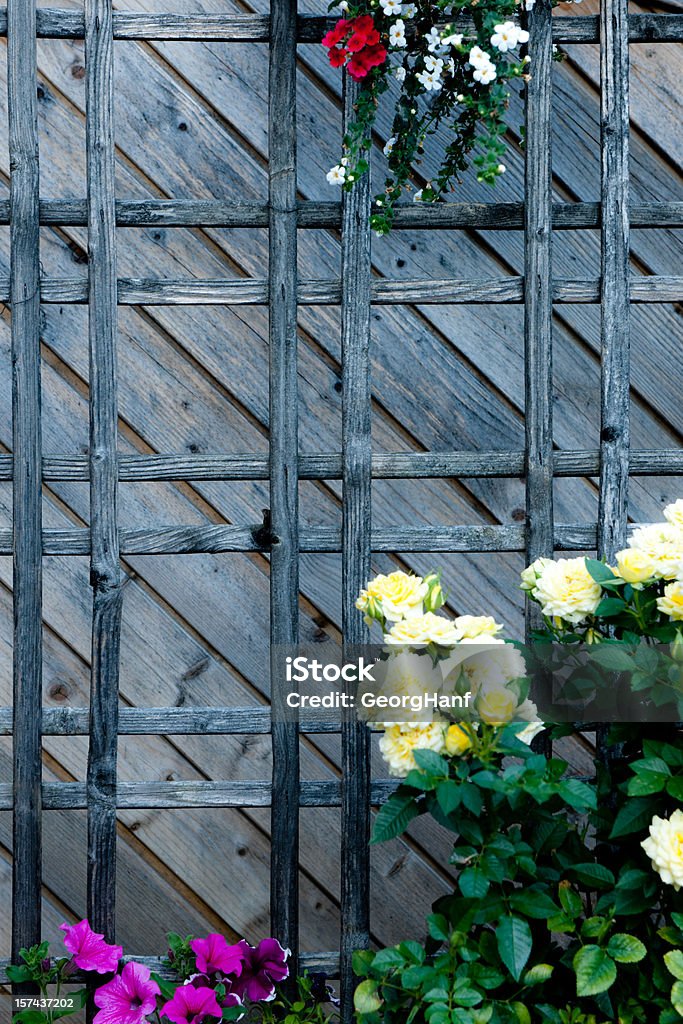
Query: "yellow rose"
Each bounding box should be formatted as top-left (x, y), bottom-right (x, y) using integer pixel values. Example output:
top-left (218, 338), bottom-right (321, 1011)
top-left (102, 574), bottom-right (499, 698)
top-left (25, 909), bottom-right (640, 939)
top-left (357, 571), bottom-right (428, 623)
top-left (533, 557), bottom-right (602, 625)
top-left (614, 548), bottom-right (657, 585)
top-left (628, 524), bottom-right (683, 580)
top-left (453, 615), bottom-right (503, 640)
top-left (657, 581), bottom-right (683, 621)
top-left (664, 499), bottom-right (683, 526)
top-left (520, 557), bottom-right (552, 593)
top-left (385, 612), bottom-right (460, 647)
top-left (378, 722), bottom-right (446, 777)
top-left (641, 809), bottom-right (683, 889)
top-left (445, 723), bottom-right (474, 756)
top-left (475, 685), bottom-right (518, 724)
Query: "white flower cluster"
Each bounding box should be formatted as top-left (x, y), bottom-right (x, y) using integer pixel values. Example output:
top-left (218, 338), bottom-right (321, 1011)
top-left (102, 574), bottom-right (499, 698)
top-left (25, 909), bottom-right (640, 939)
top-left (468, 45), bottom-right (497, 85)
top-left (490, 21), bottom-right (529, 53)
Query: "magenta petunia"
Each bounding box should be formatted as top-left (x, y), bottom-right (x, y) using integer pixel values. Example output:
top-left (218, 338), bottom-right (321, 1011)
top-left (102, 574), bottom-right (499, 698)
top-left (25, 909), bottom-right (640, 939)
top-left (161, 983), bottom-right (223, 1024)
top-left (94, 961), bottom-right (160, 1024)
top-left (190, 933), bottom-right (245, 978)
top-left (231, 938), bottom-right (290, 1003)
top-left (60, 920), bottom-right (123, 975)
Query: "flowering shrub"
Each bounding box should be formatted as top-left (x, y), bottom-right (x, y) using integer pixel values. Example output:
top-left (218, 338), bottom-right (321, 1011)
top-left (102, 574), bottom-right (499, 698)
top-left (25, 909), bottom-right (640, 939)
top-left (9, 924), bottom-right (339, 1024)
top-left (354, 533), bottom-right (683, 1023)
top-left (323, 0), bottom-right (566, 233)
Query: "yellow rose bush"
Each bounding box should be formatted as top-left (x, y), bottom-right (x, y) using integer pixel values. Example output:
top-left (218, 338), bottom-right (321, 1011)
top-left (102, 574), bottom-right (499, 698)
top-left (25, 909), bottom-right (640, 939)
top-left (354, 547), bottom-right (683, 1024)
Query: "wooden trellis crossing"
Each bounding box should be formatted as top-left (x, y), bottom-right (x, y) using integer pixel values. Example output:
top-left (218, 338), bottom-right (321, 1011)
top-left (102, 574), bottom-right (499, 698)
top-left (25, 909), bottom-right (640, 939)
top-left (1, 0), bottom-right (683, 1020)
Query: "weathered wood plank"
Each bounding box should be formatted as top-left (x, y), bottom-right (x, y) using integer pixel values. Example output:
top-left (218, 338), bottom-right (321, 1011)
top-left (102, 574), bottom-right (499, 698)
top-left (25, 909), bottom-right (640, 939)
top-left (8, 0), bottom-right (42, 964)
top-left (0, 10), bottom-right (681, 43)
top-left (269, 0), bottom-right (300, 966)
top-left (524, 0), bottom-right (554, 586)
top-left (597, 0), bottom-right (631, 560)
top-left (340, 72), bottom-right (372, 1022)
top-left (85, 0), bottom-right (122, 945)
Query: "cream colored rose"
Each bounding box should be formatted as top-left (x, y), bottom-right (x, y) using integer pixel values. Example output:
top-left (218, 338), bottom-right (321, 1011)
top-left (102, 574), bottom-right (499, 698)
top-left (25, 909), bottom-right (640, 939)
top-left (657, 581), bottom-right (683, 621)
top-left (378, 722), bottom-right (446, 777)
top-left (520, 557), bottom-right (552, 593)
top-left (440, 641), bottom-right (525, 699)
top-left (476, 685), bottom-right (518, 724)
top-left (641, 809), bottom-right (683, 890)
top-left (453, 615), bottom-right (503, 640)
top-left (614, 547), bottom-right (657, 585)
top-left (533, 557), bottom-right (602, 624)
top-left (385, 611), bottom-right (460, 647)
top-left (356, 571), bottom-right (428, 623)
top-left (628, 524), bottom-right (683, 580)
top-left (514, 720), bottom-right (545, 745)
top-left (445, 723), bottom-right (474, 756)
top-left (664, 499), bottom-right (683, 527)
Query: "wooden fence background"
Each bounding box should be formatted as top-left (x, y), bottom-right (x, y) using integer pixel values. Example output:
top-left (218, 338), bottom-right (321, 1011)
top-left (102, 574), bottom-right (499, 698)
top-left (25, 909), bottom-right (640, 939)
top-left (0, 0), bottom-right (682, 1020)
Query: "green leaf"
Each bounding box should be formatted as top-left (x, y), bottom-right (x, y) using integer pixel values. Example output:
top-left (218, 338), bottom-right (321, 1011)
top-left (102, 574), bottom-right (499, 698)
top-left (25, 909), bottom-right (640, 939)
top-left (371, 948), bottom-right (405, 971)
top-left (151, 972), bottom-right (178, 1001)
top-left (633, 756), bottom-right (672, 777)
top-left (569, 862), bottom-right (615, 890)
top-left (557, 778), bottom-right (597, 811)
top-left (5, 964), bottom-right (32, 983)
top-left (371, 793), bottom-right (419, 844)
top-left (589, 644), bottom-right (636, 673)
top-left (672, 980), bottom-right (683, 1016)
top-left (398, 941), bottom-right (425, 965)
top-left (11, 1013), bottom-right (48, 1024)
top-left (459, 867), bottom-right (490, 899)
top-left (573, 945), bottom-right (617, 996)
top-left (352, 949), bottom-right (374, 977)
top-left (354, 980), bottom-right (382, 1014)
top-left (558, 881), bottom-right (583, 919)
top-left (610, 796), bottom-right (654, 838)
top-left (665, 950), bottom-right (683, 981)
top-left (496, 916), bottom-right (532, 982)
top-left (509, 889), bottom-right (560, 919)
top-left (628, 771), bottom-right (669, 796)
top-left (523, 963), bottom-right (554, 985)
top-left (595, 597), bottom-right (627, 616)
top-left (436, 780), bottom-right (461, 817)
top-left (511, 1003), bottom-right (532, 1024)
top-left (585, 558), bottom-right (617, 584)
top-left (666, 776), bottom-right (683, 800)
top-left (413, 749), bottom-right (449, 777)
top-left (606, 933), bottom-right (646, 963)
top-left (427, 914), bottom-right (450, 943)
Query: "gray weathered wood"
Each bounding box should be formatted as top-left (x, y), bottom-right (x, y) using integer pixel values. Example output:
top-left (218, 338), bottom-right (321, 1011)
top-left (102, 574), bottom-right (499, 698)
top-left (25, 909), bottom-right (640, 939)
top-left (85, 0), bottom-right (122, 948)
top-left (0, 10), bottom-right (680, 44)
top-left (524, 0), bottom-right (554, 592)
top-left (8, 0), bottom-right (42, 966)
top-left (598, 0), bottom-right (631, 561)
top-left (340, 72), bottom-right (372, 1023)
top-left (268, 0), bottom-right (300, 969)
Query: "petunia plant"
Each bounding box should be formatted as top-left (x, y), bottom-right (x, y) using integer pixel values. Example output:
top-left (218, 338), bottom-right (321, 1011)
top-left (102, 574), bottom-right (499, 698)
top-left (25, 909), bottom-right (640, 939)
top-left (322, 0), bottom-right (567, 233)
top-left (9, 924), bottom-right (339, 1024)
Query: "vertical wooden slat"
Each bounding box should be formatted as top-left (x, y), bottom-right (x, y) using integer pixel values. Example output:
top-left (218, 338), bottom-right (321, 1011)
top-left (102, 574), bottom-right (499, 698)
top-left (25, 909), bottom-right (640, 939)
top-left (85, 0), bottom-right (123, 947)
top-left (340, 75), bottom-right (372, 1023)
top-left (598, 0), bottom-right (630, 561)
top-left (8, 0), bottom-right (42, 963)
top-left (268, 0), bottom-right (300, 970)
top-left (524, 0), bottom-right (554, 613)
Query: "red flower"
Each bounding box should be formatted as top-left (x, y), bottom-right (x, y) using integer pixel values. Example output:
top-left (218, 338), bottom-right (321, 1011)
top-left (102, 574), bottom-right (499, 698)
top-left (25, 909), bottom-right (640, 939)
top-left (347, 15), bottom-right (380, 52)
top-left (347, 44), bottom-right (387, 79)
top-left (328, 46), bottom-right (348, 68)
top-left (322, 18), bottom-right (349, 49)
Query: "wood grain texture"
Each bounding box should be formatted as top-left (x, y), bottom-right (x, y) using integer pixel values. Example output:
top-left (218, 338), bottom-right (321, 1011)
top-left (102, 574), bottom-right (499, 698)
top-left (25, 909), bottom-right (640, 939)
top-left (598, 0), bottom-right (631, 561)
top-left (268, 0), bottom-right (300, 968)
top-left (85, 0), bottom-right (122, 947)
top-left (340, 73), bottom-right (372, 1023)
top-left (8, 0), bottom-right (42, 965)
top-left (524, 0), bottom-right (554, 587)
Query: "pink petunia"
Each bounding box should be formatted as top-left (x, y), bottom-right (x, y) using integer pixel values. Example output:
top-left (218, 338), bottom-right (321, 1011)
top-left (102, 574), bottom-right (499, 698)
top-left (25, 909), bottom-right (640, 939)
top-left (94, 961), bottom-right (160, 1024)
top-left (231, 938), bottom-right (290, 1003)
top-left (321, 18), bottom-right (350, 48)
top-left (161, 984), bottom-right (223, 1024)
top-left (60, 920), bottom-right (123, 975)
top-left (190, 934), bottom-right (245, 978)
top-left (328, 46), bottom-right (349, 68)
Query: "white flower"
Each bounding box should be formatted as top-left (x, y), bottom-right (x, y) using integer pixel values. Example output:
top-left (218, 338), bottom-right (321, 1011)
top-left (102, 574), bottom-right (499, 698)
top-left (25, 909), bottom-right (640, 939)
top-left (424, 54), bottom-right (444, 73)
top-left (628, 523), bottom-right (683, 580)
top-left (395, 65), bottom-right (406, 82)
top-left (442, 32), bottom-right (463, 46)
top-left (402, 2), bottom-right (417, 16)
top-left (416, 69), bottom-right (442, 91)
top-left (491, 21), bottom-right (529, 51)
top-left (468, 45), bottom-right (490, 69)
top-left (326, 164), bottom-right (346, 186)
top-left (664, 499), bottom-right (683, 526)
top-left (453, 615), bottom-right (503, 640)
top-left (642, 810), bottom-right (683, 889)
top-left (515, 719), bottom-right (545, 745)
top-left (383, 135), bottom-right (397, 156)
top-left (413, 189), bottom-right (423, 202)
top-left (424, 27), bottom-right (445, 53)
top-left (338, 0), bottom-right (349, 9)
top-left (533, 557), bottom-right (602, 624)
top-left (473, 61), bottom-right (497, 84)
top-left (389, 18), bottom-right (407, 47)
top-left (379, 722), bottom-right (447, 777)
top-left (446, 57), bottom-right (456, 75)
top-left (380, 0), bottom-right (403, 13)
top-left (357, 570), bottom-right (428, 623)
top-left (385, 610), bottom-right (460, 646)
top-left (497, 163), bottom-right (506, 173)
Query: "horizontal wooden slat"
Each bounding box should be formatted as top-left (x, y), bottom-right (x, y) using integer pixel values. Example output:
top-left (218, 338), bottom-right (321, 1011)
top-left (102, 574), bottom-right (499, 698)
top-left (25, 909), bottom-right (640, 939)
top-left (0, 779), bottom-right (400, 810)
top-left (0, 707), bottom-right (340, 735)
top-left (3, 276), bottom-right (682, 305)
top-left (0, 10), bottom-right (680, 43)
top-left (1, 450), bottom-right (682, 482)
top-left (0, 523), bottom-right (597, 554)
top-left (0, 200), bottom-right (680, 229)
